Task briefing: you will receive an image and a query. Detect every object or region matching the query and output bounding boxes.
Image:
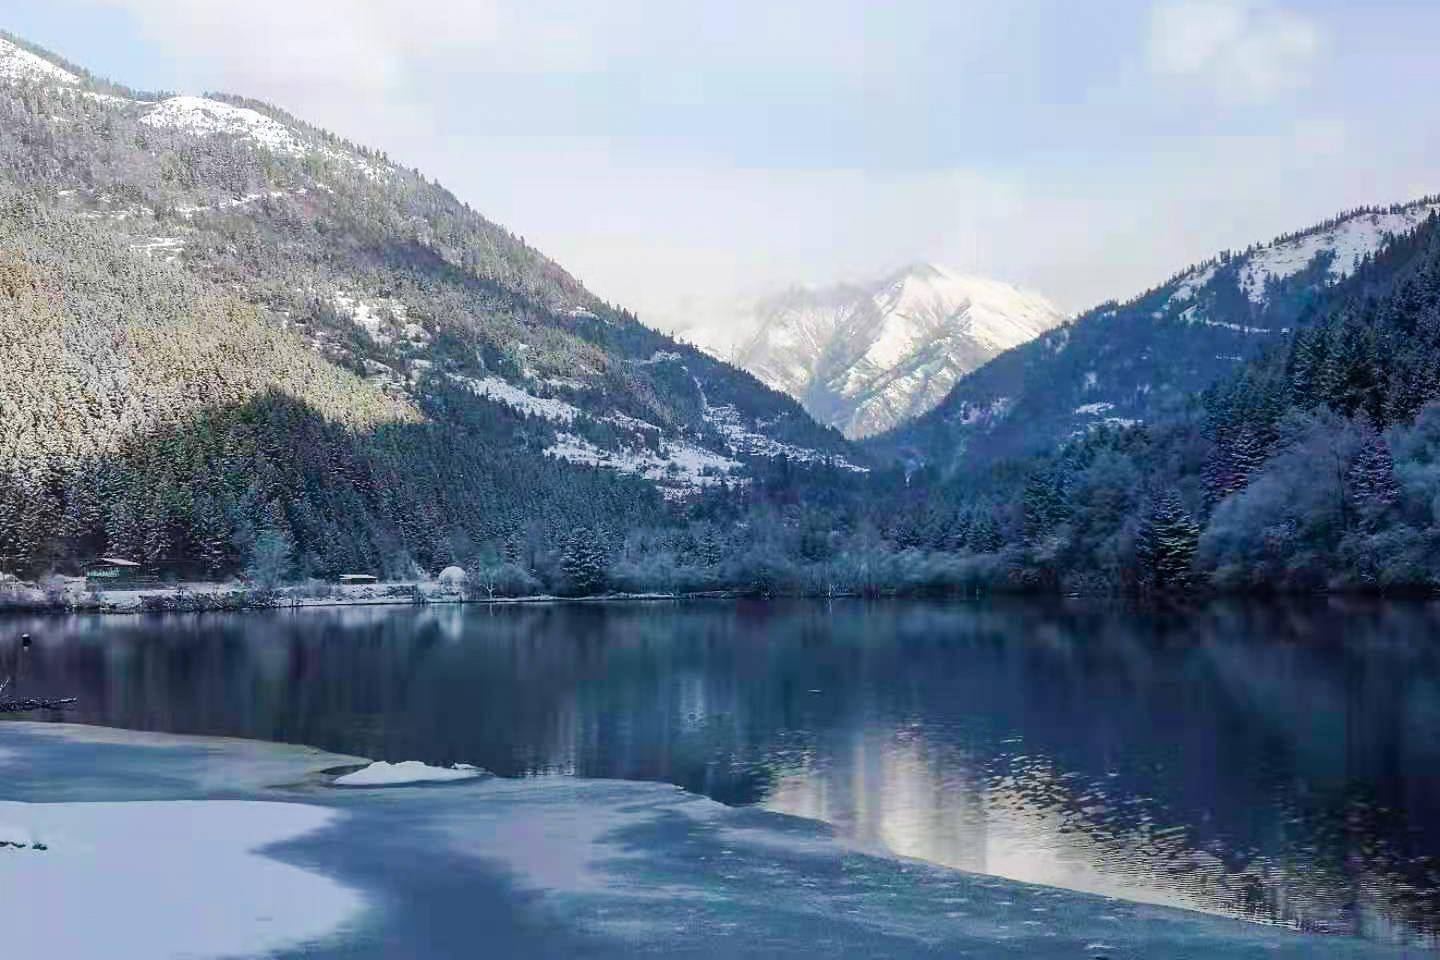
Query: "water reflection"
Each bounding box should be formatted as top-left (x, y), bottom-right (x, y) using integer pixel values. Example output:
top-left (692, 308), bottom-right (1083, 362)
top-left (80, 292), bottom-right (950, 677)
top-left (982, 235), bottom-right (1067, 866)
top-left (5, 598), bottom-right (1440, 945)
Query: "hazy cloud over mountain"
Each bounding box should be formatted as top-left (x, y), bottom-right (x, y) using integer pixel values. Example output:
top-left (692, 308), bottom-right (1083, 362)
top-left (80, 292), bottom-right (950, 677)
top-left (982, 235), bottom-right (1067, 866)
top-left (7, 0), bottom-right (1437, 343)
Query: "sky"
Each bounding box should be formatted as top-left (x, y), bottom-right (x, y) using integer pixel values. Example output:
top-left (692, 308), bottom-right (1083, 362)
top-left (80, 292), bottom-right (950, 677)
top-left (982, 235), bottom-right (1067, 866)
top-left (3, 0), bottom-right (1438, 343)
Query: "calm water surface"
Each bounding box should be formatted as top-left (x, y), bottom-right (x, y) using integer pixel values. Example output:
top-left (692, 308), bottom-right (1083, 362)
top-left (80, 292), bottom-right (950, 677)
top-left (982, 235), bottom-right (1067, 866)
top-left (5, 598), bottom-right (1440, 946)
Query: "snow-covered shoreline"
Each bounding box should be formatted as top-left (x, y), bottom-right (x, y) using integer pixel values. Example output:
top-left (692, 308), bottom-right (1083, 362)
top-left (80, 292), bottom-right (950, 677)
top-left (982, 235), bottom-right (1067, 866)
top-left (0, 580), bottom-right (747, 616)
top-left (0, 721), bottom-right (1412, 958)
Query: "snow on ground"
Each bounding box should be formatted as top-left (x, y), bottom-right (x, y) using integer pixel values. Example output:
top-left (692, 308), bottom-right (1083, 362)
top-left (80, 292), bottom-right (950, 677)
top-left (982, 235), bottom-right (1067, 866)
top-left (458, 364), bottom-right (861, 489)
top-left (0, 820), bottom-right (34, 847)
top-left (1239, 204), bottom-right (1440, 304)
top-left (0, 798), bottom-right (361, 959)
top-left (140, 96), bottom-right (385, 179)
top-left (142, 96), bottom-right (307, 155)
top-left (1074, 417), bottom-right (1143, 436)
top-left (329, 293), bottom-right (408, 345)
top-left (175, 188), bottom-right (300, 217)
top-left (1043, 324), bottom-right (1072, 354)
top-left (0, 38), bottom-right (79, 85)
top-left (1075, 401), bottom-right (1115, 416)
top-left (335, 761), bottom-right (482, 787)
top-left (545, 432), bottom-right (742, 497)
top-left (705, 401), bottom-right (868, 472)
top-left (1188, 314), bottom-right (1278, 334)
top-left (955, 396), bottom-right (1014, 426)
top-left (456, 375), bottom-right (580, 424)
top-left (131, 235), bottom-right (186, 262)
top-left (1169, 264), bottom-right (1217, 305)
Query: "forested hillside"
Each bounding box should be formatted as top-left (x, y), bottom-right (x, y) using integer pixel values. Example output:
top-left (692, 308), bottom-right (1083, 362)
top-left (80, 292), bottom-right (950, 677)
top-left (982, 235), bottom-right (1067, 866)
top-left (877, 200), bottom-right (1440, 471)
top-left (0, 32), bottom-right (865, 588)
top-left (866, 211), bottom-right (1440, 594)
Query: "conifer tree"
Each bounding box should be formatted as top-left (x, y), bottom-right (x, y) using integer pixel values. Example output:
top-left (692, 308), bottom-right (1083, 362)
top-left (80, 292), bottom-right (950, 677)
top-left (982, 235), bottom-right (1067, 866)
top-left (1135, 491), bottom-right (1200, 593)
top-left (1348, 431), bottom-right (1400, 530)
top-left (561, 526), bottom-right (608, 595)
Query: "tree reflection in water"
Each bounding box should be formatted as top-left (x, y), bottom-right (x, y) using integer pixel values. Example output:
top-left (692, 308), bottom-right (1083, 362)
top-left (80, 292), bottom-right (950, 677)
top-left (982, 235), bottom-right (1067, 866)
top-left (7, 597), bottom-right (1440, 945)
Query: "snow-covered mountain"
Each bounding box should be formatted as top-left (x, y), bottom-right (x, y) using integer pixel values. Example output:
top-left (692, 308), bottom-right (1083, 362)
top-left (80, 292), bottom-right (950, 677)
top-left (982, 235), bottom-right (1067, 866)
top-left (0, 35), bottom-right (79, 85)
top-left (0, 31), bottom-right (870, 582)
top-left (728, 264), bottom-right (1064, 438)
top-left (880, 197), bottom-right (1440, 469)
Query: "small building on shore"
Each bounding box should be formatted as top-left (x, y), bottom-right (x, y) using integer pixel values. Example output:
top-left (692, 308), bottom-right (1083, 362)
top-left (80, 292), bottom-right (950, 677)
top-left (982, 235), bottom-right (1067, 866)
top-left (336, 573), bottom-right (379, 586)
top-left (84, 557), bottom-right (154, 586)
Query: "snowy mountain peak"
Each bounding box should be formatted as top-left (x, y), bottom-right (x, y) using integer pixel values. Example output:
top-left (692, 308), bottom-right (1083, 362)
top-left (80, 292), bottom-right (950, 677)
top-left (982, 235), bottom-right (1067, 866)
top-left (0, 37), bottom-right (79, 86)
top-left (730, 265), bottom-right (1064, 438)
top-left (885, 261), bottom-right (950, 283)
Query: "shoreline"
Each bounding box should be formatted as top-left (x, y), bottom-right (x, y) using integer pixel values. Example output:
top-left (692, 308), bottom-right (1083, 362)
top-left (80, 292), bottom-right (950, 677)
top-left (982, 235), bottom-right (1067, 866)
top-left (0, 585), bottom-right (757, 616)
top-left (0, 580), bottom-right (990, 616)
top-left (0, 579), bottom-right (1435, 617)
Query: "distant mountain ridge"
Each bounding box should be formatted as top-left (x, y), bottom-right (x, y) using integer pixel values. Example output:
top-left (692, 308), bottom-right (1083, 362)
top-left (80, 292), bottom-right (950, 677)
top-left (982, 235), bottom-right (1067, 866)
top-left (727, 263), bottom-right (1064, 438)
top-left (876, 198), bottom-right (1440, 470)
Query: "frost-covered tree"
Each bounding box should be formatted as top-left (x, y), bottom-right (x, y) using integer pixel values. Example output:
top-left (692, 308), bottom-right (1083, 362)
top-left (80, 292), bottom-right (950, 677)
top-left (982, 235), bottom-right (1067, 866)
top-left (561, 527), bottom-right (609, 595)
top-left (1135, 491), bottom-right (1200, 593)
top-left (244, 527), bottom-right (294, 588)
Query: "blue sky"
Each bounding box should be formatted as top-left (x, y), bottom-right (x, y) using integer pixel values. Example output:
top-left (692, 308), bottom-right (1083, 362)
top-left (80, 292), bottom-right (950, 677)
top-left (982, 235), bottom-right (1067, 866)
top-left (4, 1), bottom-right (1438, 337)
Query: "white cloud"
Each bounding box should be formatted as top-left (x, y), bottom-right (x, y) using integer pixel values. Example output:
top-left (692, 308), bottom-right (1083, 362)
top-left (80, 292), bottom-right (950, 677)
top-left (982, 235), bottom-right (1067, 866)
top-left (64, 0), bottom-right (541, 95)
top-left (28, 0), bottom-right (1435, 348)
top-left (1146, 0), bottom-right (1322, 101)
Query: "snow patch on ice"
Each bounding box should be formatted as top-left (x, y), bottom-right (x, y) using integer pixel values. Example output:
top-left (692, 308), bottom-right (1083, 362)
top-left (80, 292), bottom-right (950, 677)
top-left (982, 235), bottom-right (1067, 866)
top-left (334, 761), bottom-right (481, 787)
top-left (0, 799), bottom-right (361, 958)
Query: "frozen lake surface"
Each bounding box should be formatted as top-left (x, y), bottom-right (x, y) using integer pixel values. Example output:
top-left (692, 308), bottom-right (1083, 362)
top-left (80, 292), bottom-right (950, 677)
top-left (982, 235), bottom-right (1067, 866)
top-left (0, 721), bottom-right (1412, 958)
top-left (5, 598), bottom-right (1440, 952)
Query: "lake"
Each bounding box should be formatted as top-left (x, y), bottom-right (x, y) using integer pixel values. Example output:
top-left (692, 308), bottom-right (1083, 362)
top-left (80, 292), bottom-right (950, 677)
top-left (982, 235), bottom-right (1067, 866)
top-left (4, 598), bottom-right (1440, 947)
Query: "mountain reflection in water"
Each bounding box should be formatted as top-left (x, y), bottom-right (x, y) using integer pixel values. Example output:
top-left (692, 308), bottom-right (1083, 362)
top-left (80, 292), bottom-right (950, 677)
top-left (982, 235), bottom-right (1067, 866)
top-left (5, 598), bottom-right (1440, 946)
